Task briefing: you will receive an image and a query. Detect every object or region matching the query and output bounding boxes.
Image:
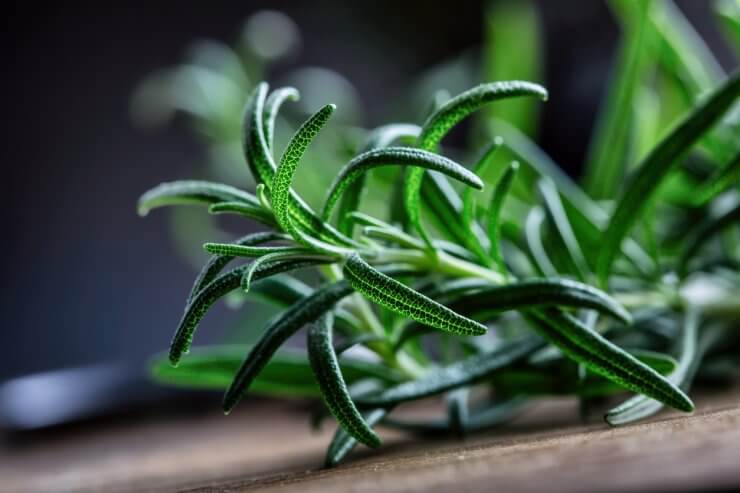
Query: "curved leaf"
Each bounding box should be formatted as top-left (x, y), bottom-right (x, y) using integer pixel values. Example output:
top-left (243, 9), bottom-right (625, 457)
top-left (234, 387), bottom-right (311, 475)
top-left (241, 83), bottom-right (275, 186)
top-left (186, 232), bottom-right (286, 304)
top-left (528, 308), bottom-right (693, 412)
top-left (343, 253), bottom-right (487, 336)
top-left (597, 70), bottom-right (740, 285)
top-left (449, 278), bottom-right (632, 324)
top-left (538, 178), bottom-right (591, 281)
top-left (525, 206), bottom-right (558, 276)
top-left (203, 242), bottom-right (306, 258)
top-left (308, 313), bottom-right (381, 448)
top-left (487, 161), bottom-right (519, 275)
top-left (605, 311), bottom-right (722, 425)
top-left (405, 81), bottom-right (548, 247)
top-left (241, 252), bottom-right (333, 293)
top-left (170, 258), bottom-right (335, 365)
top-left (222, 281), bottom-right (354, 413)
top-left (263, 87), bottom-right (299, 152)
top-left (138, 180), bottom-right (258, 216)
top-left (323, 147), bottom-right (483, 223)
top-left (336, 124), bottom-right (421, 235)
top-left (461, 138), bottom-right (504, 264)
top-left (272, 103), bottom-right (336, 238)
top-left (247, 275), bottom-right (313, 307)
top-left (421, 171), bottom-right (491, 251)
top-left (356, 336), bottom-right (543, 407)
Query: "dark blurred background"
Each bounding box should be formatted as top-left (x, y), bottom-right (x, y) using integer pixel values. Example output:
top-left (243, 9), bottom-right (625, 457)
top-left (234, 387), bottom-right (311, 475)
top-left (0, 1), bottom-right (733, 386)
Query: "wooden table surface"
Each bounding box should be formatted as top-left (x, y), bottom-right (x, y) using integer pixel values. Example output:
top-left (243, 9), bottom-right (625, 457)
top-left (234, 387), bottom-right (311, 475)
top-left (2, 385), bottom-right (739, 493)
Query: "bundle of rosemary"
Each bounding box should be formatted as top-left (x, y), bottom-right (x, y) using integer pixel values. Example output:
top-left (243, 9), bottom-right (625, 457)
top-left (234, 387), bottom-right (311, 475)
top-left (139, 63), bottom-right (739, 464)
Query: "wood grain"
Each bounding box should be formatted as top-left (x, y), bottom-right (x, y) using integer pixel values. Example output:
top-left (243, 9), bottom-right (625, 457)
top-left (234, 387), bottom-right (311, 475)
top-left (2, 386), bottom-right (739, 493)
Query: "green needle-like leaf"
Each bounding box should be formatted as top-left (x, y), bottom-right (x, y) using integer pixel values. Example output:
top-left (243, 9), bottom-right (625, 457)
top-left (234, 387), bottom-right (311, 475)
top-left (449, 278), bottom-right (632, 324)
top-left (308, 313), bottom-right (381, 448)
top-left (246, 275), bottom-right (312, 307)
top-left (528, 308), bottom-right (694, 413)
top-left (406, 81), bottom-right (548, 248)
top-left (242, 83), bottom-right (276, 187)
top-left (343, 253), bottom-right (487, 336)
top-left (525, 207), bottom-right (558, 277)
top-left (138, 180), bottom-right (258, 216)
top-left (487, 161), bottom-right (519, 275)
top-left (538, 178), bottom-right (591, 281)
top-left (203, 242), bottom-right (307, 258)
top-left (187, 232), bottom-right (287, 304)
top-left (597, 70), bottom-right (740, 285)
top-left (605, 309), bottom-right (704, 425)
top-left (461, 138), bottom-right (503, 264)
top-left (607, 318), bottom-right (725, 426)
top-left (336, 124), bottom-right (420, 235)
top-left (323, 147), bottom-right (483, 223)
top-left (628, 349), bottom-right (678, 376)
top-left (170, 258), bottom-right (335, 365)
top-left (222, 281), bottom-right (355, 413)
top-left (263, 87), bottom-right (299, 152)
top-left (272, 103), bottom-right (336, 238)
top-left (240, 252), bottom-right (333, 293)
top-left (356, 336), bottom-right (543, 407)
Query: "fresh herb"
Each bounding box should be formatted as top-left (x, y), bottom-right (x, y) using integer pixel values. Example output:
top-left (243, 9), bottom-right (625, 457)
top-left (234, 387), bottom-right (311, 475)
top-left (141, 3), bottom-right (740, 467)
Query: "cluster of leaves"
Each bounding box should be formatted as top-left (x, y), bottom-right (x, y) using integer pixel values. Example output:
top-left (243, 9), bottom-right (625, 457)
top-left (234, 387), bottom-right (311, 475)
top-left (140, 1), bottom-right (740, 467)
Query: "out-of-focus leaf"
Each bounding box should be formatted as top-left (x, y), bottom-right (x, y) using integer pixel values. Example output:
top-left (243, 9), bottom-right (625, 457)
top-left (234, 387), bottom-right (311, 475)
top-left (481, 0), bottom-right (544, 137)
top-left (597, 71), bottom-right (740, 285)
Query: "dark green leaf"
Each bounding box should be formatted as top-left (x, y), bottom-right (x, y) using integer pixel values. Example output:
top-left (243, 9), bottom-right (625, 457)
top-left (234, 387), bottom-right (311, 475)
top-left (186, 232), bottom-right (286, 304)
top-left (272, 103), bottom-right (336, 238)
top-left (203, 243), bottom-right (307, 258)
top-left (356, 336), bottom-right (543, 407)
top-left (528, 308), bottom-right (693, 412)
top-left (448, 278), bottom-right (632, 324)
top-left (222, 281), bottom-right (354, 413)
top-left (325, 408), bottom-right (388, 467)
top-left (461, 138), bottom-right (503, 264)
top-left (538, 178), bottom-right (591, 281)
top-left (323, 147), bottom-right (483, 223)
top-left (336, 124), bottom-right (421, 235)
top-left (406, 81), bottom-right (548, 247)
top-left (169, 258), bottom-right (335, 365)
top-left (308, 313), bottom-right (381, 448)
